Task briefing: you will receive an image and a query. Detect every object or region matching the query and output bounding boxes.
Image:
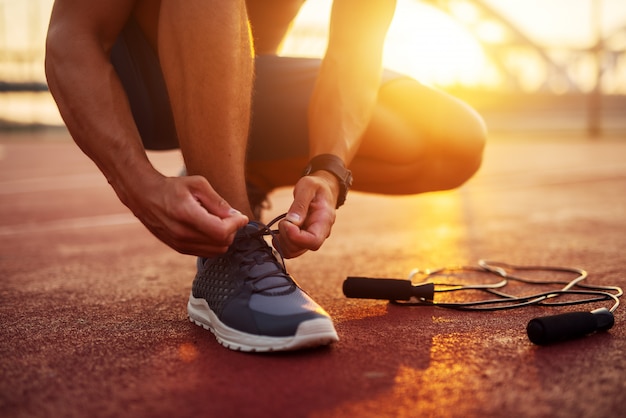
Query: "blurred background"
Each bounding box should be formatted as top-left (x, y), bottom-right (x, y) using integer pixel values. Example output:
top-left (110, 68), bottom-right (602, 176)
top-left (0, 0), bottom-right (625, 137)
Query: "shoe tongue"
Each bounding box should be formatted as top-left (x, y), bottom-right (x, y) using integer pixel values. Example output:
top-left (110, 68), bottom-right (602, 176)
top-left (237, 222), bottom-right (292, 291)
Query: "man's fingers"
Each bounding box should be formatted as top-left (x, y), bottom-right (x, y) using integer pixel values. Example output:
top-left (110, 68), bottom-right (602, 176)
top-left (276, 175), bottom-right (338, 258)
top-left (278, 216), bottom-right (330, 258)
top-left (185, 175), bottom-right (248, 220)
top-left (181, 175), bottom-right (249, 233)
top-left (135, 175), bottom-right (250, 258)
top-left (277, 221), bottom-right (309, 258)
top-left (285, 178), bottom-right (316, 227)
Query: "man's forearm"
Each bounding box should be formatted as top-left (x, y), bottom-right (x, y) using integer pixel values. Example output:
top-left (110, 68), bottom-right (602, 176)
top-left (308, 49), bottom-right (382, 163)
top-left (45, 33), bottom-right (160, 203)
top-left (307, 0), bottom-right (396, 164)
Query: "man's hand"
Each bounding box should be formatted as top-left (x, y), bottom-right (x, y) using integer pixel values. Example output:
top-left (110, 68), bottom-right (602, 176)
top-left (119, 174), bottom-right (249, 257)
top-left (277, 172), bottom-right (339, 259)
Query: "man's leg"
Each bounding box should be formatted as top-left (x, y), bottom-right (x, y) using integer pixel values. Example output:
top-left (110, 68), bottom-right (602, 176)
top-left (246, 58), bottom-right (486, 197)
top-left (158, 0), bottom-right (254, 217)
top-left (348, 78), bottom-right (486, 194)
top-left (153, 7), bottom-right (338, 352)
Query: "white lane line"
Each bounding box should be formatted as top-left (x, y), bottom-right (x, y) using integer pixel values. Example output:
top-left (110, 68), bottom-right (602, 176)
top-left (0, 213), bottom-right (139, 236)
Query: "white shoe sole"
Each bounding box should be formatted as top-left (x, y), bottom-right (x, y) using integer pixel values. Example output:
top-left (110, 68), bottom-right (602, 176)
top-left (187, 293), bottom-right (339, 352)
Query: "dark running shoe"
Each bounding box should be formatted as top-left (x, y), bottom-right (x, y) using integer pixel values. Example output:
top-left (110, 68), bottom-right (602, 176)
top-left (187, 214), bottom-right (338, 352)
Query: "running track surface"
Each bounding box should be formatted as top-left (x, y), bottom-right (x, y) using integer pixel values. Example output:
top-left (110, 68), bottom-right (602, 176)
top-left (2, 129), bottom-right (626, 418)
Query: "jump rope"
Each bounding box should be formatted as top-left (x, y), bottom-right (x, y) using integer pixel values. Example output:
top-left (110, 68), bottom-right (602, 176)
top-left (265, 214), bottom-right (622, 345)
top-left (343, 260), bottom-right (622, 345)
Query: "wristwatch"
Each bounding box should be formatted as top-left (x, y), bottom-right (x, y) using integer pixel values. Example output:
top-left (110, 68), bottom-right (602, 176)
top-left (303, 154), bottom-right (353, 208)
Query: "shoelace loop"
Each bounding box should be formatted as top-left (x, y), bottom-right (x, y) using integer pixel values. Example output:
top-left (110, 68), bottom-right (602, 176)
top-left (258, 212), bottom-right (288, 269)
top-left (237, 213), bottom-right (291, 292)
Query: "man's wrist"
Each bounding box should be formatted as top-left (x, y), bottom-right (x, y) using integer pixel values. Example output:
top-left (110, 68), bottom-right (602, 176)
top-left (105, 157), bottom-right (163, 209)
top-left (310, 169), bottom-right (341, 204)
top-left (302, 154), bottom-right (353, 208)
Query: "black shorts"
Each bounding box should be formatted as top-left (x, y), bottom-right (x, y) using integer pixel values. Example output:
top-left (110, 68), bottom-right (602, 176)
top-left (110, 18), bottom-right (405, 160)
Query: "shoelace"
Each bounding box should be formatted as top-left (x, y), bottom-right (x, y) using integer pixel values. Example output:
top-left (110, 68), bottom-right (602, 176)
top-left (236, 213), bottom-right (291, 293)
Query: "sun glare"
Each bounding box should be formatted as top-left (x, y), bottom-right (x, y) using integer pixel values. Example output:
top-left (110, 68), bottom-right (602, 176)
top-left (281, 0), bottom-right (490, 88)
top-left (383, 0), bottom-right (489, 87)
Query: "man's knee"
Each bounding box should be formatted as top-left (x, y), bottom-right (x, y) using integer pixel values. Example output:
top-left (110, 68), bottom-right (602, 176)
top-left (439, 114), bottom-right (487, 190)
top-left (461, 112), bottom-right (487, 170)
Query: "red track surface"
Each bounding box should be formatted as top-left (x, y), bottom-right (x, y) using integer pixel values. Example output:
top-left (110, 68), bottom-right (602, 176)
top-left (2, 130), bottom-right (626, 418)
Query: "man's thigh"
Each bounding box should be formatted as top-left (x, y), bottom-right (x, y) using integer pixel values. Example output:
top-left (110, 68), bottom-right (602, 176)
top-left (247, 55), bottom-right (320, 161)
top-left (247, 56), bottom-right (417, 192)
top-left (250, 76), bottom-right (486, 194)
top-left (111, 25), bottom-right (446, 192)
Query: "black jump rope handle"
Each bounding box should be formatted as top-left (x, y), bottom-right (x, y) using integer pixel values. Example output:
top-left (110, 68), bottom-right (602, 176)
top-left (526, 308), bottom-right (614, 345)
top-left (343, 277), bottom-right (615, 345)
top-left (343, 277), bottom-right (435, 301)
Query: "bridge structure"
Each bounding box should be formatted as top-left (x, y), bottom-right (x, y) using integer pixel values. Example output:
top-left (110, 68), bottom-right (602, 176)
top-left (424, 0), bottom-right (625, 95)
top-left (0, 0), bottom-right (624, 133)
top-left (423, 0), bottom-right (624, 135)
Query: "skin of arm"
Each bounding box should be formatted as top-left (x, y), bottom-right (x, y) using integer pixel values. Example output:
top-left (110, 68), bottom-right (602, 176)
top-left (45, 0), bottom-right (248, 257)
top-left (279, 0), bottom-right (397, 257)
top-left (309, 0), bottom-right (397, 163)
